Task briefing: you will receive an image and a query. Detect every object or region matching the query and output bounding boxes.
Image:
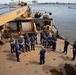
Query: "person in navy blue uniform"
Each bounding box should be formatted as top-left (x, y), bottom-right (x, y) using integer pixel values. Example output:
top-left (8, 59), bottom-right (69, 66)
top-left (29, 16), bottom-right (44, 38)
top-left (39, 46), bottom-right (46, 64)
top-left (52, 33), bottom-right (57, 51)
top-left (34, 12), bottom-right (41, 18)
top-left (47, 36), bottom-right (52, 48)
top-left (24, 33), bottom-right (29, 49)
top-left (45, 32), bottom-right (49, 40)
top-left (40, 31), bottom-right (45, 44)
top-left (30, 36), bottom-right (35, 50)
top-left (15, 41), bottom-right (21, 62)
top-left (18, 37), bottom-right (24, 52)
top-left (45, 32), bottom-right (50, 47)
top-left (33, 31), bottom-right (38, 44)
top-left (72, 41), bottom-right (76, 61)
top-left (63, 38), bottom-right (69, 55)
top-left (26, 38), bottom-right (30, 52)
top-left (9, 37), bottom-right (15, 54)
top-left (43, 35), bottom-right (47, 48)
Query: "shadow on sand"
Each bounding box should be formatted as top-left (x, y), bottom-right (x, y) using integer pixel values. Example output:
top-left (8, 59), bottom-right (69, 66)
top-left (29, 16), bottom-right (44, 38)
top-left (55, 50), bottom-right (64, 54)
top-left (6, 54), bottom-right (17, 62)
top-left (59, 55), bottom-right (71, 61)
top-left (29, 60), bottom-right (39, 65)
top-left (3, 50), bottom-right (10, 53)
top-left (3, 49), bottom-right (17, 62)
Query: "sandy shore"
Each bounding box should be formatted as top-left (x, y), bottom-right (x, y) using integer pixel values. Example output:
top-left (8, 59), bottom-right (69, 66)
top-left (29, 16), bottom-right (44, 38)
top-left (0, 33), bottom-right (76, 75)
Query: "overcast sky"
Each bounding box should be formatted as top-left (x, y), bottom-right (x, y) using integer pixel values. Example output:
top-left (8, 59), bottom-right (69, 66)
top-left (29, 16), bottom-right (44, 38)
top-left (0, 0), bottom-right (76, 3)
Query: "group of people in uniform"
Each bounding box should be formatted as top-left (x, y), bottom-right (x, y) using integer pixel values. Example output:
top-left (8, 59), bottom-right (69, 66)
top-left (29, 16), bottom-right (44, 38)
top-left (39, 31), bottom-right (57, 64)
top-left (40, 31), bottom-right (57, 51)
top-left (9, 30), bottom-right (76, 63)
top-left (9, 31), bottom-right (38, 62)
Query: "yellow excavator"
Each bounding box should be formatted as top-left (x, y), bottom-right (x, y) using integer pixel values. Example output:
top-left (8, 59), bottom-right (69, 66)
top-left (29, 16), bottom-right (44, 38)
top-left (0, 2), bottom-right (32, 26)
top-left (0, 2), bottom-right (36, 44)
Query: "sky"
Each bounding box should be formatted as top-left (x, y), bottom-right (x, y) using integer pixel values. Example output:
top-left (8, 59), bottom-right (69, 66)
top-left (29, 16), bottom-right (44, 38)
top-left (0, 0), bottom-right (76, 3)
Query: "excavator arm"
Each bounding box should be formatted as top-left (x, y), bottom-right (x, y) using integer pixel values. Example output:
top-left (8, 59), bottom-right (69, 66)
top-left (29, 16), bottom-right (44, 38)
top-left (0, 4), bottom-right (31, 26)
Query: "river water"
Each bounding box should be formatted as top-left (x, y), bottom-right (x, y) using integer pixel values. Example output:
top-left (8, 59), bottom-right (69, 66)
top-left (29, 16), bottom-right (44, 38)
top-left (0, 4), bottom-right (76, 43)
top-left (29, 4), bottom-right (76, 43)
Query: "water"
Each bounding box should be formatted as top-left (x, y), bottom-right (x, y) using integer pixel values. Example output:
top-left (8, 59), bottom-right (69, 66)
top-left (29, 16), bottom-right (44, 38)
top-left (0, 4), bottom-right (19, 15)
top-left (29, 4), bottom-right (76, 43)
top-left (0, 5), bottom-right (10, 15)
top-left (0, 4), bottom-right (76, 43)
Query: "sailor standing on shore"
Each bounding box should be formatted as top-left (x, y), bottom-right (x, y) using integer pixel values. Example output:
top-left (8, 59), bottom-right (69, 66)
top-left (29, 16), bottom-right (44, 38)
top-left (62, 38), bottom-right (69, 55)
top-left (40, 31), bottom-right (45, 44)
top-left (45, 31), bottom-right (49, 40)
top-left (47, 36), bottom-right (52, 48)
top-left (15, 40), bottom-right (21, 62)
top-left (30, 36), bottom-right (35, 50)
top-left (9, 37), bottom-right (15, 54)
top-left (24, 33), bottom-right (29, 49)
top-left (26, 38), bottom-right (30, 52)
top-left (72, 41), bottom-right (76, 61)
top-left (33, 31), bottom-right (38, 44)
top-left (45, 31), bottom-right (50, 47)
top-left (51, 33), bottom-right (57, 51)
top-left (39, 46), bottom-right (46, 65)
top-left (18, 36), bottom-right (24, 53)
top-left (43, 34), bottom-right (47, 48)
